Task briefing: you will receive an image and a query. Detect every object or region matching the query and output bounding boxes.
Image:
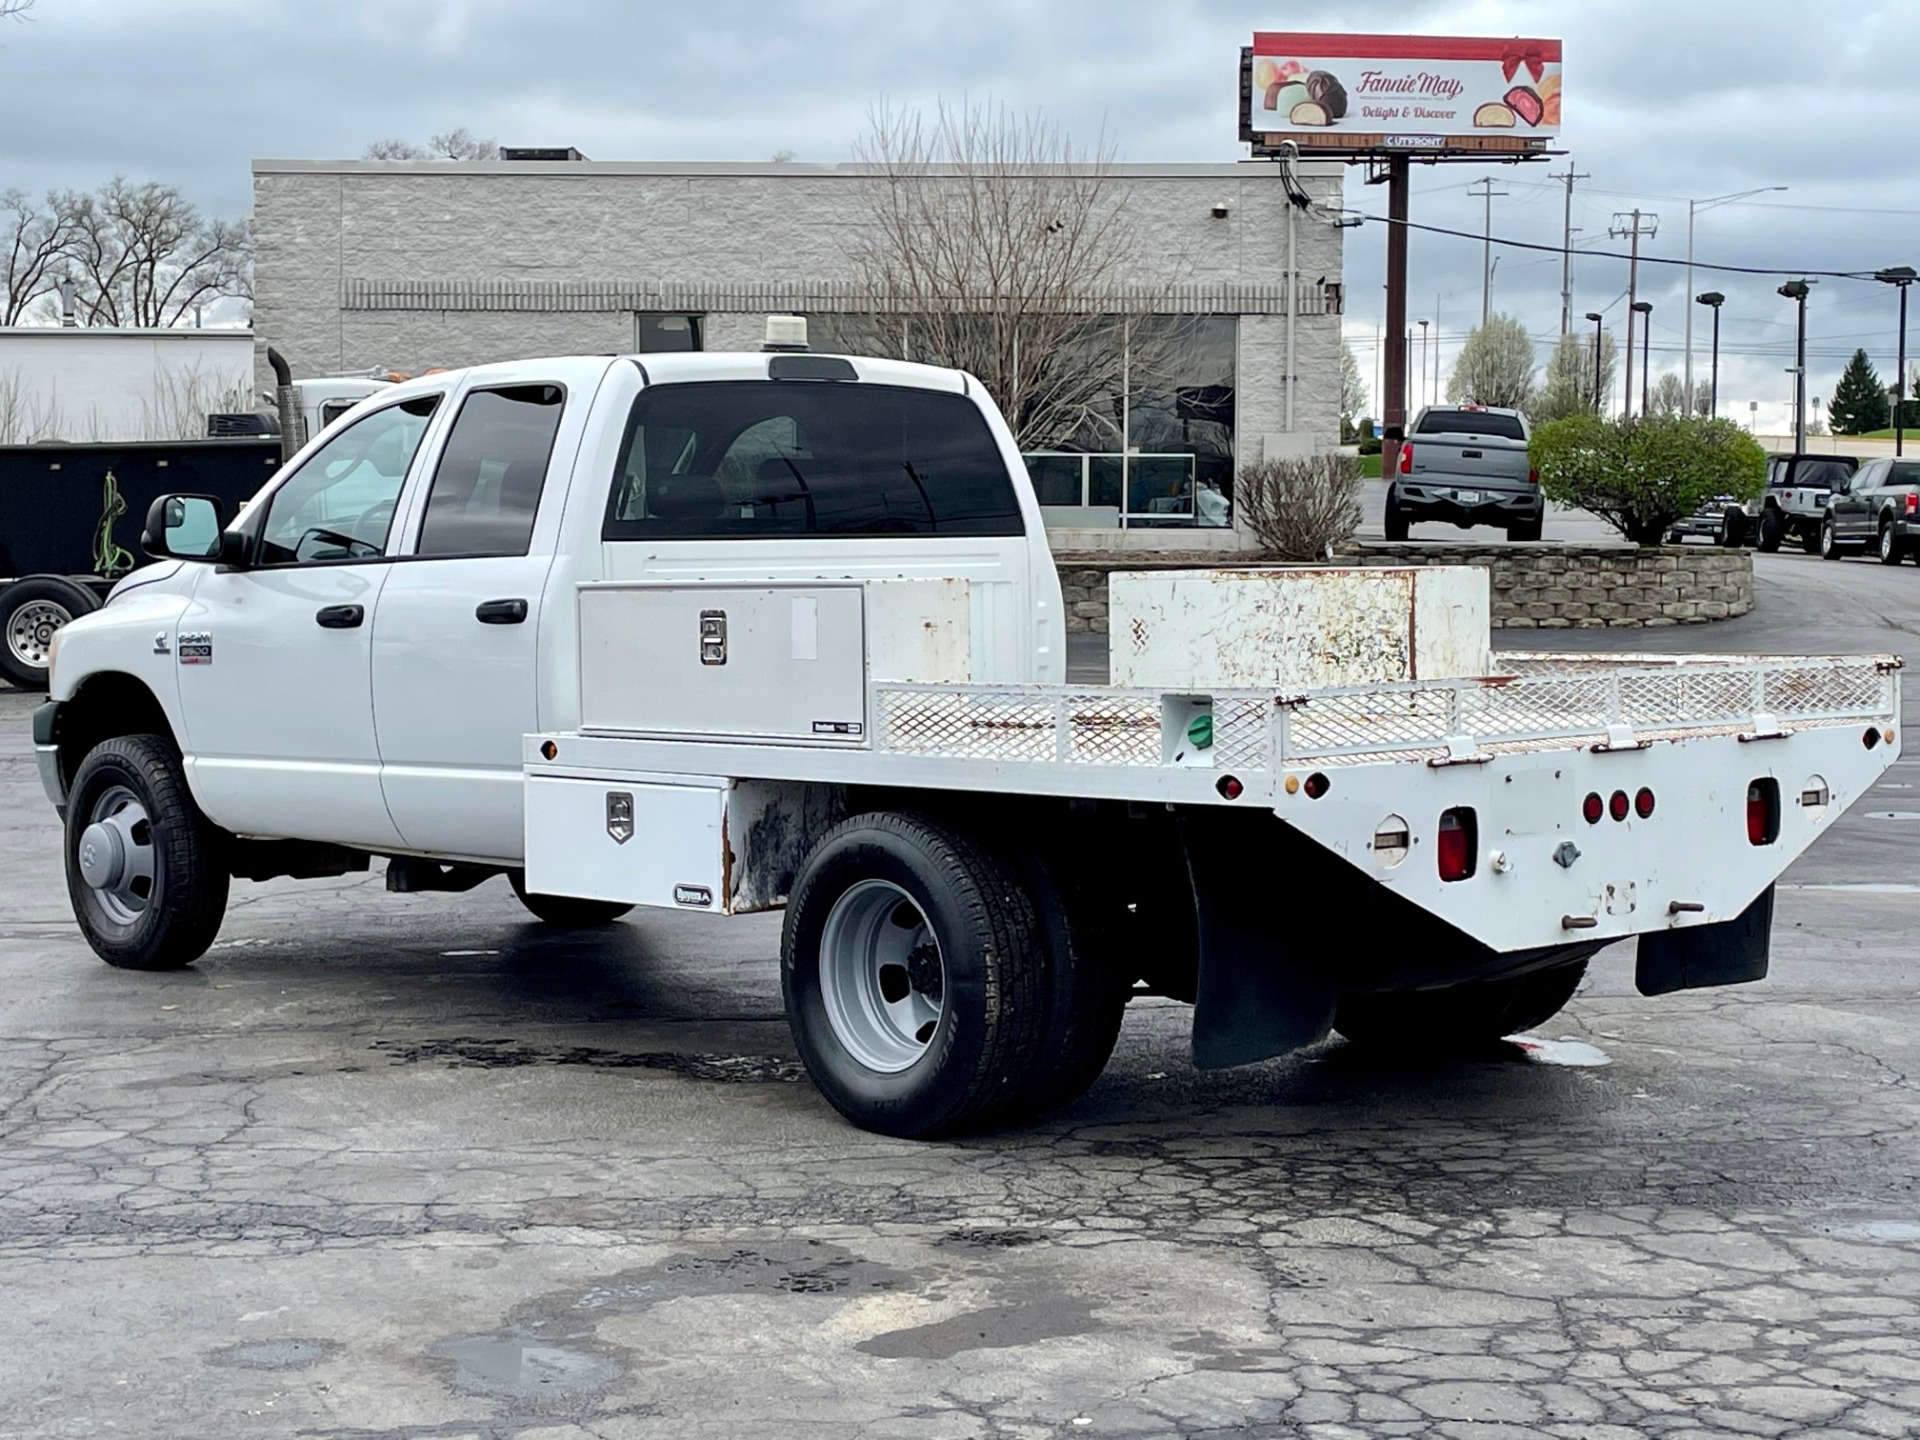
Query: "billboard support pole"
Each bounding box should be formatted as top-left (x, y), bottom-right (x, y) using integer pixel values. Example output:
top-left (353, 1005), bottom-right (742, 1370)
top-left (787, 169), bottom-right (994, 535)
top-left (1382, 157), bottom-right (1410, 481)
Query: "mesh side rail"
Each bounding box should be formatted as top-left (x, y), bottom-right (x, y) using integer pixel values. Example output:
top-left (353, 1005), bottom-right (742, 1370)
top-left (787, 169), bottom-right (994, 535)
top-left (872, 660), bottom-right (1893, 768)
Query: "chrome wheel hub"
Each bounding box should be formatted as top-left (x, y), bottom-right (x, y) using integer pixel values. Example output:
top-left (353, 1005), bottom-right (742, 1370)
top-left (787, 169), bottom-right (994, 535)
top-left (818, 880), bottom-right (945, 1073)
top-left (6, 599), bottom-right (71, 668)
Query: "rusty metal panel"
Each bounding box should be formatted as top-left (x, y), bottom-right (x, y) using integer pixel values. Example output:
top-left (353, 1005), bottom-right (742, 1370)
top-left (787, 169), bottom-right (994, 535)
top-left (1108, 566), bottom-right (1490, 691)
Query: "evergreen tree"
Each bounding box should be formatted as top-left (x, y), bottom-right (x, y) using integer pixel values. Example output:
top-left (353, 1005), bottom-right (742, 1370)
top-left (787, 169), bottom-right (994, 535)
top-left (1828, 349), bottom-right (1889, 435)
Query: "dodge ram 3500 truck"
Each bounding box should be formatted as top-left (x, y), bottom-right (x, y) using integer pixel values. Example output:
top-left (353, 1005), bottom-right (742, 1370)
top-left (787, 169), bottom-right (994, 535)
top-left (34, 327), bottom-right (1903, 1137)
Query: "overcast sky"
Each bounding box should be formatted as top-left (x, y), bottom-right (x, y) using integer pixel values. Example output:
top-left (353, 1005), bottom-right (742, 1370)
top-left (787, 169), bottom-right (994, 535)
top-left (5, 0), bottom-right (1917, 431)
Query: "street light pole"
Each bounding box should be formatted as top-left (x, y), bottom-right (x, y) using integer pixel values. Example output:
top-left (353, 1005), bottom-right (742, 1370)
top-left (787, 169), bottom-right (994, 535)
top-left (1585, 311), bottom-right (1604, 414)
top-left (1696, 292), bottom-right (1725, 418)
top-left (1877, 267), bottom-right (1916, 457)
top-left (1684, 185), bottom-right (1788, 414)
top-left (1631, 300), bottom-right (1653, 417)
top-left (1417, 319), bottom-right (1430, 413)
top-left (1778, 279), bottom-right (1814, 453)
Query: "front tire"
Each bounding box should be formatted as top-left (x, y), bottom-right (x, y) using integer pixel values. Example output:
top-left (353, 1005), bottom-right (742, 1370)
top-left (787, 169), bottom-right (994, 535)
top-left (1820, 514), bottom-right (1845, 560)
top-left (1334, 962), bottom-right (1588, 1052)
top-left (65, 734), bottom-right (229, 970)
top-left (1, 576), bottom-right (101, 689)
top-left (782, 812), bottom-right (1043, 1137)
top-left (508, 871), bottom-right (633, 927)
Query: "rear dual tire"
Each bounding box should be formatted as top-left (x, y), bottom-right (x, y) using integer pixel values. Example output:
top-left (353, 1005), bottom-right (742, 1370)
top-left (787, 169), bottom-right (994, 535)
top-left (782, 812), bottom-right (1124, 1137)
top-left (1334, 961), bottom-right (1588, 1052)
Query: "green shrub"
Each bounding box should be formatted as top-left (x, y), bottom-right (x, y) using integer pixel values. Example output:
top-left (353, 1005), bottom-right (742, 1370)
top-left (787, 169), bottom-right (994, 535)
top-left (1530, 414), bottom-right (1765, 546)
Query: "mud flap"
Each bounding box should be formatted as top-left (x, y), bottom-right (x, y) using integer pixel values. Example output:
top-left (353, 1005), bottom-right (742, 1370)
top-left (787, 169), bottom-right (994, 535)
top-left (1635, 885), bottom-right (1774, 997)
top-left (1181, 814), bottom-right (1337, 1069)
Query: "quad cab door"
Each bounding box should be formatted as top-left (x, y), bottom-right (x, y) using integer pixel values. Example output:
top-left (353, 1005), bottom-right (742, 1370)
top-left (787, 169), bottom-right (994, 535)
top-left (174, 393), bottom-right (444, 847)
top-left (371, 376), bottom-right (583, 861)
top-left (1834, 460), bottom-right (1879, 541)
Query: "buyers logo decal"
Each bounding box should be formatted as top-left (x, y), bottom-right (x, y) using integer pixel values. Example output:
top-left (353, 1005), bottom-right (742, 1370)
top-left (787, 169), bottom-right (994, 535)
top-left (178, 632), bottom-right (213, 665)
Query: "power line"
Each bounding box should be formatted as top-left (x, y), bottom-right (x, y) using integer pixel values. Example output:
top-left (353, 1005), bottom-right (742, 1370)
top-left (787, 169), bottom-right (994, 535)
top-left (1357, 211), bottom-right (1901, 281)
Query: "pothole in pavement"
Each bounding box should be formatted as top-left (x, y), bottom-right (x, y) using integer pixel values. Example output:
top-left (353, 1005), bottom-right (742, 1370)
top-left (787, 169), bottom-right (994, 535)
top-left (370, 1035), bottom-right (806, 1083)
top-left (429, 1241), bottom-right (908, 1404)
top-left (210, 1338), bottom-right (340, 1370)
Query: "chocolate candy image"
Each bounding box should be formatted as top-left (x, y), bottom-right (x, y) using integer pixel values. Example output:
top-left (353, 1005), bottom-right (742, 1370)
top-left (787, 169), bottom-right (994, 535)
top-left (1265, 80), bottom-right (1311, 114)
top-left (1504, 85), bottom-right (1543, 126)
top-left (1472, 102), bottom-right (1516, 128)
top-left (1288, 100), bottom-right (1331, 127)
top-left (1305, 70), bottom-right (1348, 119)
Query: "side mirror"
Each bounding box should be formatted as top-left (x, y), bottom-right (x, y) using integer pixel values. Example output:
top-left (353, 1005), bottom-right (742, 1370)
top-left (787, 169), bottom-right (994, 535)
top-left (141, 494), bottom-right (226, 561)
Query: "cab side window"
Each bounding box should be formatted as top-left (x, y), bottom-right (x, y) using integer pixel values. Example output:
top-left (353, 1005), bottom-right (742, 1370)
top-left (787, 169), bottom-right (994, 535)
top-left (257, 396), bottom-right (440, 565)
top-left (416, 384), bottom-right (566, 557)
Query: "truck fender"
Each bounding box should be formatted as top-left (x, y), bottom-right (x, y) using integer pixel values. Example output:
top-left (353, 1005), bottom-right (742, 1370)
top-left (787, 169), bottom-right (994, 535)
top-left (1180, 811), bottom-right (1337, 1069)
top-left (1635, 885), bottom-right (1773, 996)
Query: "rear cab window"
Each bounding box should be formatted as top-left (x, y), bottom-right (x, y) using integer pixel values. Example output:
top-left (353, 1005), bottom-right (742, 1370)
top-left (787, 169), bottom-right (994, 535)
top-left (603, 381), bottom-right (1024, 539)
top-left (1414, 410), bottom-right (1527, 440)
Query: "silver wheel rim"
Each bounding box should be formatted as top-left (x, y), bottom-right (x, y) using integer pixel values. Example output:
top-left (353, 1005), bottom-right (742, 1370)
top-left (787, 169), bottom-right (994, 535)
top-left (1824, 520), bottom-right (1835, 553)
top-left (6, 599), bottom-right (72, 669)
top-left (818, 880), bottom-right (944, 1073)
top-left (1882, 526), bottom-right (1894, 560)
top-left (77, 784), bottom-right (156, 927)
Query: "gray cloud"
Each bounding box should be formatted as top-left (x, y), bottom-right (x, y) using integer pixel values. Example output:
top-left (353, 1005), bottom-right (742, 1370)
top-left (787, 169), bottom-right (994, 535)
top-left (3, 0), bottom-right (1914, 425)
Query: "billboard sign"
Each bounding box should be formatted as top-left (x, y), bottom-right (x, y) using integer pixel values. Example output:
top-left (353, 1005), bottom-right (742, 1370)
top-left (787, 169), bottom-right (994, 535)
top-left (1242, 33), bottom-right (1562, 158)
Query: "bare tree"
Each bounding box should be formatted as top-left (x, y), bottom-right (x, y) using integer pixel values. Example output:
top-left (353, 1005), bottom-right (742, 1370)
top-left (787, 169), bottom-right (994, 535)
top-left (1, 1), bottom-right (35, 21)
top-left (846, 100), bottom-right (1171, 451)
top-left (1532, 329), bottom-right (1618, 422)
top-left (2, 189), bottom-right (77, 323)
top-left (1445, 313), bottom-right (1536, 410)
top-left (363, 129), bottom-right (500, 161)
top-left (52, 178), bottom-right (251, 328)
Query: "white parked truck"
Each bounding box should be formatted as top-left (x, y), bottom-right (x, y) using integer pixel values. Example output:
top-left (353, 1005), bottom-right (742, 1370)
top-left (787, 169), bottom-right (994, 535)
top-left (35, 328), bottom-right (1903, 1136)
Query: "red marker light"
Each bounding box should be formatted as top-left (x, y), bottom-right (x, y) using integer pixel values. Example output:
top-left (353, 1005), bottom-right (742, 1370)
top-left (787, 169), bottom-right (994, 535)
top-left (1582, 792), bottom-right (1604, 824)
top-left (1437, 808), bottom-right (1477, 882)
top-left (1609, 789), bottom-right (1630, 822)
top-left (1747, 780), bottom-right (1780, 845)
top-left (1303, 772), bottom-right (1331, 799)
top-left (1635, 787), bottom-right (1655, 818)
top-left (1216, 774), bottom-right (1243, 800)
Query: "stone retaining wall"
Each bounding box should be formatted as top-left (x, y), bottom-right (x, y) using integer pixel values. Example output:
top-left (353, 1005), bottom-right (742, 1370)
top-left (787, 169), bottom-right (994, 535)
top-left (1055, 544), bottom-right (1755, 634)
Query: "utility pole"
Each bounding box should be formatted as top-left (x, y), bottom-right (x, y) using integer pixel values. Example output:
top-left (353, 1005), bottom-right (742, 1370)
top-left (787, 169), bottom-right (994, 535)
top-left (1468, 178), bottom-right (1509, 327)
top-left (1549, 164), bottom-right (1588, 335)
top-left (1609, 208), bottom-right (1659, 418)
top-left (1381, 158), bottom-right (1411, 479)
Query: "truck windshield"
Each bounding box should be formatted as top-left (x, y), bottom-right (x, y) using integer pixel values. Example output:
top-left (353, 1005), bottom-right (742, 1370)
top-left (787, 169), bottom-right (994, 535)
top-left (1413, 411), bottom-right (1526, 440)
top-left (603, 381), bottom-right (1024, 539)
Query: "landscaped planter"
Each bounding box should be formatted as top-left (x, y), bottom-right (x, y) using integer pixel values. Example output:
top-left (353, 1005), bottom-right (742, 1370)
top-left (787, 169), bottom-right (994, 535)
top-left (1053, 543), bottom-right (1754, 635)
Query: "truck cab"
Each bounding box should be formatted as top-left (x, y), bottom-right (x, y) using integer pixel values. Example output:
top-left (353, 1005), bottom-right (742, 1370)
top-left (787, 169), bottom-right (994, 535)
top-left (41, 344), bottom-right (1065, 863)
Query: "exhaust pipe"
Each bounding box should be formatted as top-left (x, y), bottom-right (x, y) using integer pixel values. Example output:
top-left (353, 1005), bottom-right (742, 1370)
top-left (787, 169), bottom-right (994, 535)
top-left (266, 346), bottom-right (299, 463)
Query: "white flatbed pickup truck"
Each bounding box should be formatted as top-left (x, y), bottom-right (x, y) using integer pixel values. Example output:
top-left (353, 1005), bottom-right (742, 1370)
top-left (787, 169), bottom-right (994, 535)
top-left (35, 325), bottom-right (1903, 1136)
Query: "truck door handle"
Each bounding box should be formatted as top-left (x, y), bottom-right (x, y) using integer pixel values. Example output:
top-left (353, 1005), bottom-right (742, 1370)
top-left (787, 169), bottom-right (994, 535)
top-left (476, 598), bottom-right (528, 625)
top-left (315, 604), bottom-right (364, 629)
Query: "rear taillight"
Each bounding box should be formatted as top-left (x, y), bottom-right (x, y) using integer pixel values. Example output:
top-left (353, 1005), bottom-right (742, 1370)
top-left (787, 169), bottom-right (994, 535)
top-left (1747, 779), bottom-right (1780, 846)
top-left (1399, 442), bottom-right (1414, 475)
top-left (1437, 807), bottom-right (1477, 881)
top-left (1528, 466), bottom-right (1540, 486)
top-left (1906, 492), bottom-right (1917, 516)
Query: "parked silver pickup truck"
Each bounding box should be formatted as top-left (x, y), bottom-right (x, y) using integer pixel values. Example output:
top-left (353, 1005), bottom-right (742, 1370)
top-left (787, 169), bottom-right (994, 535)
top-left (1384, 405), bottom-right (1542, 542)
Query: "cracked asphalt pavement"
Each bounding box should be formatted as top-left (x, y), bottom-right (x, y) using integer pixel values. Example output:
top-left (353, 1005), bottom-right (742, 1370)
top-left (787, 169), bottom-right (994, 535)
top-left (2, 548), bottom-right (1917, 1439)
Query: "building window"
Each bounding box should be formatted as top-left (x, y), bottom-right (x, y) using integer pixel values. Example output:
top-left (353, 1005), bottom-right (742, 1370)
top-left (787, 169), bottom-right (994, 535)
top-left (635, 313), bottom-right (703, 352)
top-left (1021, 315), bottom-right (1237, 528)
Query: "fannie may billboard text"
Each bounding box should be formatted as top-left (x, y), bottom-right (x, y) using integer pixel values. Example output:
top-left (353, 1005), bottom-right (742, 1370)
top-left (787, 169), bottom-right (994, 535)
top-left (1241, 33), bottom-right (1562, 157)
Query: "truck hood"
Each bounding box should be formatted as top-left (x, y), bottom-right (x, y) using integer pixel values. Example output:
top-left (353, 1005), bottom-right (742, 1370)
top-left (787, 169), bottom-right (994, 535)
top-left (107, 560), bottom-right (183, 602)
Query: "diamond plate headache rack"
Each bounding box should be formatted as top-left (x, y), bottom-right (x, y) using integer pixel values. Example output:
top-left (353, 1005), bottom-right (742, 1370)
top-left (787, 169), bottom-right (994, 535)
top-left (870, 654), bottom-right (1898, 770)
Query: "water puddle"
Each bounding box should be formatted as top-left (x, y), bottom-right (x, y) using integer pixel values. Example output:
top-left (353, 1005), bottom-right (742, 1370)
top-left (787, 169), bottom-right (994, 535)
top-left (1510, 1035), bottom-right (1612, 1067)
top-left (434, 1335), bottom-right (620, 1399)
